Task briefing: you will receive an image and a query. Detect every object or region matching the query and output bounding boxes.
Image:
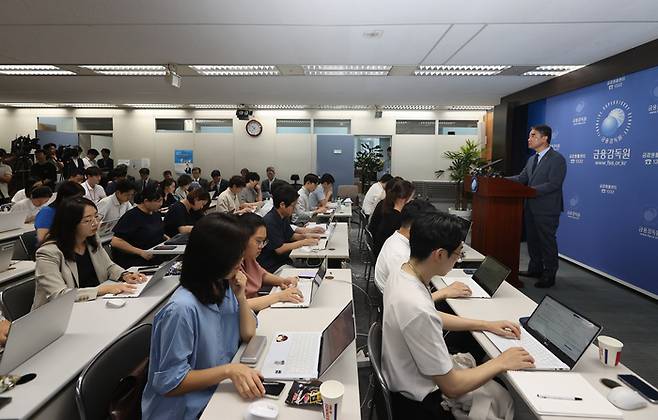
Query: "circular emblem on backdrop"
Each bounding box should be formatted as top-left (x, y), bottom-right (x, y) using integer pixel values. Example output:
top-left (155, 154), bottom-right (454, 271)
top-left (575, 100), bottom-right (586, 113)
top-left (569, 195), bottom-right (579, 207)
top-left (652, 84), bottom-right (658, 99)
top-left (595, 100), bottom-right (632, 144)
top-left (644, 207), bottom-right (658, 224)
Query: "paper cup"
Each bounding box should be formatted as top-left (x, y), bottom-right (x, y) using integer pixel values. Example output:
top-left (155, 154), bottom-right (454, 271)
top-left (598, 335), bottom-right (623, 367)
top-left (320, 380), bottom-right (344, 420)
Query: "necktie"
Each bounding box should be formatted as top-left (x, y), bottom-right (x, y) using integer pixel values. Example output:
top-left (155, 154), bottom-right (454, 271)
top-left (531, 154), bottom-right (539, 174)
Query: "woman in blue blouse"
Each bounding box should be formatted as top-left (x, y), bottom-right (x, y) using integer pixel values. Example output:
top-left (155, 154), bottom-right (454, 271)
top-left (142, 213), bottom-right (265, 419)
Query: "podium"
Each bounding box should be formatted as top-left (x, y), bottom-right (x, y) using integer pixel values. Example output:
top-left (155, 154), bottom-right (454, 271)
top-left (465, 176), bottom-right (535, 288)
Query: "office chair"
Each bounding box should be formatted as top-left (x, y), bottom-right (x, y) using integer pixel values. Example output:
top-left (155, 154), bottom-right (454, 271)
top-left (76, 323), bottom-right (152, 420)
top-left (290, 174), bottom-right (301, 187)
top-left (18, 230), bottom-right (38, 261)
top-left (0, 278), bottom-right (35, 321)
top-left (367, 322), bottom-right (394, 420)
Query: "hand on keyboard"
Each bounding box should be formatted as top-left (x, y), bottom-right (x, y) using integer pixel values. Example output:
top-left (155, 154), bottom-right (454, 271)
top-left (496, 347), bottom-right (536, 371)
top-left (276, 287), bottom-right (304, 304)
top-left (484, 320), bottom-right (521, 339)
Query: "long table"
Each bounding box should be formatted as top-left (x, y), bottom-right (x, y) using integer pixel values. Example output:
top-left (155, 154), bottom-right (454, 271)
top-left (0, 261), bottom-right (36, 288)
top-left (290, 222), bottom-right (350, 261)
top-left (432, 270), bottom-right (658, 420)
top-left (0, 275), bottom-right (180, 419)
top-left (316, 203), bottom-right (352, 222)
top-left (201, 268), bottom-right (361, 420)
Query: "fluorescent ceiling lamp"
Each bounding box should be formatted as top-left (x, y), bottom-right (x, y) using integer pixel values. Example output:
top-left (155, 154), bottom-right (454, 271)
top-left (315, 105), bottom-right (371, 110)
top-left (523, 65), bottom-right (584, 76)
top-left (191, 65), bottom-right (279, 76)
top-left (0, 65), bottom-right (75, 76)
top-left (252, 104), bottom-right (306, 110)
top-left (303, 65), bottom-right (391, 76)
top-left (415, 65), bottom-right (510, 76)
top-left (60, 103), bottom-right (117, 108)
top-left (190, 104), bottom-right (237, 109)
top-left (124, 104), bottom-right (182, 108)
top-left (448, 105), bottom-right (494, 111)
top-left (382, 104), bottom-right (436, 110)
top-left (0, 103), bottom-right (56, 107)
top-left (81, 65), bottom-right (167, 76)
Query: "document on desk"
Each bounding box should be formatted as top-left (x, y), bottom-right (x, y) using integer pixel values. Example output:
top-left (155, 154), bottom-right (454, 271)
top-left (508, 371), bottom-right (621, 418)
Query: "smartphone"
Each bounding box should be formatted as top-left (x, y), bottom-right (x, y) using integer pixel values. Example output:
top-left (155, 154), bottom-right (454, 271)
top-left (263, 381), bottom-right (286, 399)
top-left (154, 245), bottom-right (176, 251)
top-left (0, 397), bottom-right (11, 409)
top-left (618, 374), bottom-right (658, 403)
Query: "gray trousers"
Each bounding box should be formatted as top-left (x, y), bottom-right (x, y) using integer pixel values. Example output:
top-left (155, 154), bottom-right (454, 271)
top-left (525, 210), bottom-right (560, 280)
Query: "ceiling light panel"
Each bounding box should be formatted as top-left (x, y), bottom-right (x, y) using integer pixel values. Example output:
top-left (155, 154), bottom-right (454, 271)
top-left (191, 65), bottom-right (279, 76)
top-left (303, 65), bottom-right (391, 76)
top-left (124, 104), bottom-right (182, 108)
top-left (190, 104), bottom-right (237, 109)
top-left (315, 105), bottom-right (371, 110)
top-left (382, 105), bottom-right (436, 110)
top-left (0, 103), bottom-right (57, 107)
top-left (81, 65), bottom-right (167, 76)
top-left (252, 104), bottom-right (306, 110)
top-left (522, 65), bottom-right (585, 76)
top-left (60, 103), bottom-right (117, 108)
top-left (0, 65), bottom-right (75, 76)
top-left (448, 105), bottom-right (494, 111)
top-left (415, 65), bottom-right (510, 76)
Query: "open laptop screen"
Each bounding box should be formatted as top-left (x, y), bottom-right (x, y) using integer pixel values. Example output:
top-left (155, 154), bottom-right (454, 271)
top-left (456, 216), bottom-right (471, 243)
top-left (472, 256), bottom-right (511, 296)
top-left (526, 295), bottom-right (601, 366)
top-left (318, 301), bottom-right (355, 377)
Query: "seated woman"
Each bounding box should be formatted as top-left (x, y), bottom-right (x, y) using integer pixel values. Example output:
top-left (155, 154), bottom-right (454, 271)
top-left (34, 181), bottom-right (85, 244)
top-left (32, 197), bottom-right (146, 309)
top-left (173, 174), bottom-right (192, 201)
top-left (370, 179), bottom-right (415, 256)
top-left (238, 213), bottom-right (303, 311)
top-left (111, 186), bottom-right (168, 268)
top-left (160, 178), bottom-right (177, 208)
top-left (163, 188), bottom-right (210, 237)
top-left (142, 213), bottom-right (264, 419)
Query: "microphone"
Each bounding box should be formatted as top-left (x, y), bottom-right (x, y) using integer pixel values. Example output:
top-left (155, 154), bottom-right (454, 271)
top-left (472, 159), bottom-right (503, 176)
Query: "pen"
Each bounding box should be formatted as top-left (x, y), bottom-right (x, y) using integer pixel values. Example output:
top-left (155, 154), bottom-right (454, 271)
top-left (537, 394), bottom-right (582, 401)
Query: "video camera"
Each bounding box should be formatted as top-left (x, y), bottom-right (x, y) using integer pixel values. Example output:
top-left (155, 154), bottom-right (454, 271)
top-left (10, 135), bottom-right (39, 158)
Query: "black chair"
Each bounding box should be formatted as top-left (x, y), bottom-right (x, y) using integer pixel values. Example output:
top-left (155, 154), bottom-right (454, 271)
top-left (363, 228), bottom-right (376, 294)
top-left (357, 209), bottom-right (368, 252)
top-left (76, 323), bottom-right (152, 420)
top-left (368, 322), bottom-right (393, 420)
top-left (18, 230), bottom-right (38, 261)
top-left (290, 174), bottom-right (301, 188)
top-left (0, 278), bottom-right (35, 321)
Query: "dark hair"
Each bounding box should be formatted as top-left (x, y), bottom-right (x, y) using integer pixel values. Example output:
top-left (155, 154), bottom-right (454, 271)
top-left (161, 178), bottom-right (175, 189)
top-left (115, 179), bottom-right (136, 194)
top-left (229, 175), bottom-right (246, 188)
top-left (141, 185), bottom-right (163, 202)
top-left (0, 149), bottom-right (6, 158)
top-left (85, 166), bottom-right (102, 177)
top-left (34, 149), bottom-right (46, 156)
top-left (319, 173), bottom-right (335, 185)
top-left (382, 179), bottom-right (415, 213)
top-left (409, 212), bottom-right (463, 260)
top-left (192, 167), bottom-right (201, 173)
top-left (303, 173), bottom-right (319, 185)
top-left (379, 173), bottom-right (394, 183)
top-left (101, 148), bottom-right (111, 154)
top-left (163, 170), bottom-right (172, 177)
top-left (240, 168), bottom-right (249, 176)
top-left (266, 166), bottom-right (275, 172)
top-left (47, 197), bottom-right (99, 260)
top-left (245, 172), bottom-right (260, 182)
top-left (211, 169), bottom-right (221, 178)
top-left (387, 146), bottom-right (392, 152)
top-left (239, 212), bottom-right (266, 236)
top-left (139, 167), bottom-right (150, 176)
top-left (111, 165), bottom-right (128, 178)
top-left (31, 186), bottom-right (53, 199)
top-left (187, 188), bottom-right (210, 204)
top-left (531, 124), bottom-right (552, 144)
top-left (180, 213), bottom-right (248, 305)
top-left (400, 199), bottom-right (437, 228)
top-left (270, 179), bottom-right (289, 195)
top-left (87, 148), bottom-right (99, 157)
top-left (273, 184), bottom-right (298, 209)
top-left (68, 168), bottom-right (84, 179)
top-left (50, 181), bottom-right (85, 208)
top-left (177, 174), bottom-right (192, 187)
top-left (24, 177), bottom-right (41, 197)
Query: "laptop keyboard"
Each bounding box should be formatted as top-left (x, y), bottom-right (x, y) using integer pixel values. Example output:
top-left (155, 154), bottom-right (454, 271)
top-left (484, 328), bottom-right (567, 370)
top-left (283, 335), bottom-right (317, 375)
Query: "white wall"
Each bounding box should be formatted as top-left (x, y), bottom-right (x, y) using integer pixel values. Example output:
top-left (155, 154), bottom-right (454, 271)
top-left (0, 108), bottom-right (486, 182)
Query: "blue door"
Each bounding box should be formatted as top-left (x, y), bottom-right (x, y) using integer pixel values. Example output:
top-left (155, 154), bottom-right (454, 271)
top-left (316, 135), bottom-right (354, 192)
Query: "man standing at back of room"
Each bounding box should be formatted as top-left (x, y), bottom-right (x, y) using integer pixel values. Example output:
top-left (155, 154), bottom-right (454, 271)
top-left (261, 166), bottom-right (276, 197)
top-left (507, 124), bottom-right (566, 288)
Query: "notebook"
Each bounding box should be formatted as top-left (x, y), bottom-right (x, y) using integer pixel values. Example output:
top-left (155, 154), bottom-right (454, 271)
top-left (261, 301), bottom-right (355, 380)
top-left (509, 371), bottom-right (621, 418)
top-left (441, 256), bottom-right (511, 298)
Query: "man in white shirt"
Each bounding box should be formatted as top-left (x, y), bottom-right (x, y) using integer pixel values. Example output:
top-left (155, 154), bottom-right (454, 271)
top-left (81, 148), bottom-right (99, 169)
top-left (217, 175), bottom-right (249, 214)
top-left (374, 200), bottom-right (471, 300)
top-left (96, 179), bottom-right (135, 221)
top-left (0, 149), bottom-right (13, 201)
top-left (309, 173), bottom-right (334, 208)
top-left (293, 173), bottom-right (326, 224)
top-left (12, 186), bottom-right (53, 223)
top-left (82, 166), bottom-right (107, 203)
top-left (382, 213), bottom-right (534, 418)
top-left (362, 174), bottom-right (393, 216)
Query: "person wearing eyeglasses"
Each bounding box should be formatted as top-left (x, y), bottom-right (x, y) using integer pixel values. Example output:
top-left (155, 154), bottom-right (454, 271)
top-left (238, 213), bottom-right (302, 312)
top-left (32, 197), bottom-right (147, 309)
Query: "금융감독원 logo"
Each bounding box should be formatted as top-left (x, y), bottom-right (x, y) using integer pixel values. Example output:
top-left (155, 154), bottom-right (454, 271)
top-left (595, 100), bottom-right (632, 145)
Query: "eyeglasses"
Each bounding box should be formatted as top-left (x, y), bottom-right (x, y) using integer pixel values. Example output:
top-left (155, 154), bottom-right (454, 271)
top-left (255, 239), bottom-right (268, 249)
top-left (81, 214), bottom-right (102, 226)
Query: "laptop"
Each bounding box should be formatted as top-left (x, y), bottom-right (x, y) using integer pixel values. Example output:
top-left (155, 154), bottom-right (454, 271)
top-left (315, 221), bottom-right (337, 250)
top-left (0, 210), bottom-right (28, 233)
top-left (441, 256), bottom-right (511, 298)
top-left (0, 242), bottom-right (15, 273)
top-left (104, 257), bottom-right (178, 299)
top-left (98, 218), bottom-right (119, 237)
top-left (0, 289), bottom-right (76, 375)
top-left (456, 216), bottom-right (472, 242)
top-left (269, 258), bottom-right (327, 308)
top-left (484, 295), bottom-right (602, 371)
top-left (164, 232), bottom-right (190, 245)
top-left (261, 300), bottom-right (355, 380)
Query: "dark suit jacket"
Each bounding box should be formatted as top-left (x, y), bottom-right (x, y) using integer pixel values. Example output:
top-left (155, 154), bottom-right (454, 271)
top-left (261, 178), bottom-right (276, 194)
top-left (508, 148), bottom-right (566, 216)
top-left (208, 179), bottom-right (229, 197)
top-left (192, 177), bottom-right (209, 191)
top-left (136, 178), bottom-right (159, 194)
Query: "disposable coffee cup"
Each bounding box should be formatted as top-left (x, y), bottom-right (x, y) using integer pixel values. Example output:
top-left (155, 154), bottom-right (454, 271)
top-left (320, 380), bottom-right (344, 420)
top-left (598, 335), bottom-right (623, 367)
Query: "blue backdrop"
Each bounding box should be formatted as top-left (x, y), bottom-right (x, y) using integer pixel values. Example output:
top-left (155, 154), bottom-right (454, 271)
top-left (527, 65), bottom-right (658, 297)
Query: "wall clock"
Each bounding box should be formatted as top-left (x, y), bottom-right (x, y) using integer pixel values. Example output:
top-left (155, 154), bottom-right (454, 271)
top-left (246, 119), bottom-right (263, 137)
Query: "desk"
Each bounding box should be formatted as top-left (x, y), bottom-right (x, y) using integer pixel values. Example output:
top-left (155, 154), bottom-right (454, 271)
top-left (200, 268), bottom-right (360, 420)
top-left (0, 224), bottom-right (34, 243)
top-left (432, 271), bottom-right (658, 420)
top-left (316, 203), bottom-right (352, 221)
top-left (0, 260), bottom-right (36, 287)
top-left (0, 276), bottom-right (180, 420)
top-left (290, 222), bottom-right (350, 261)
top-left (147, 242), bottom-right (186, 255)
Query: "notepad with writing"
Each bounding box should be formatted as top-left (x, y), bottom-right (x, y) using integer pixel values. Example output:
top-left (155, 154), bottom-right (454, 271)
top-left (508, 371), bottom-right (622, 418)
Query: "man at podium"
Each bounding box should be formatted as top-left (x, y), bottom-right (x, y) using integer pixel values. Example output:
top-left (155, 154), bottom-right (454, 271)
top-left (507, 125), bottom-right (566, 288)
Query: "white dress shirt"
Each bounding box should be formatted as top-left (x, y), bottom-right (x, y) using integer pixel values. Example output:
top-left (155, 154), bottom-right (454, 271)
top-left (362, 182), bottom-right (385, 216)
top-left (82, 181), bottom-right (107, 203)
top-left (96, 193), bottom-right (133, 221)
top-left (374, 231), bottom-right (410, 292)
